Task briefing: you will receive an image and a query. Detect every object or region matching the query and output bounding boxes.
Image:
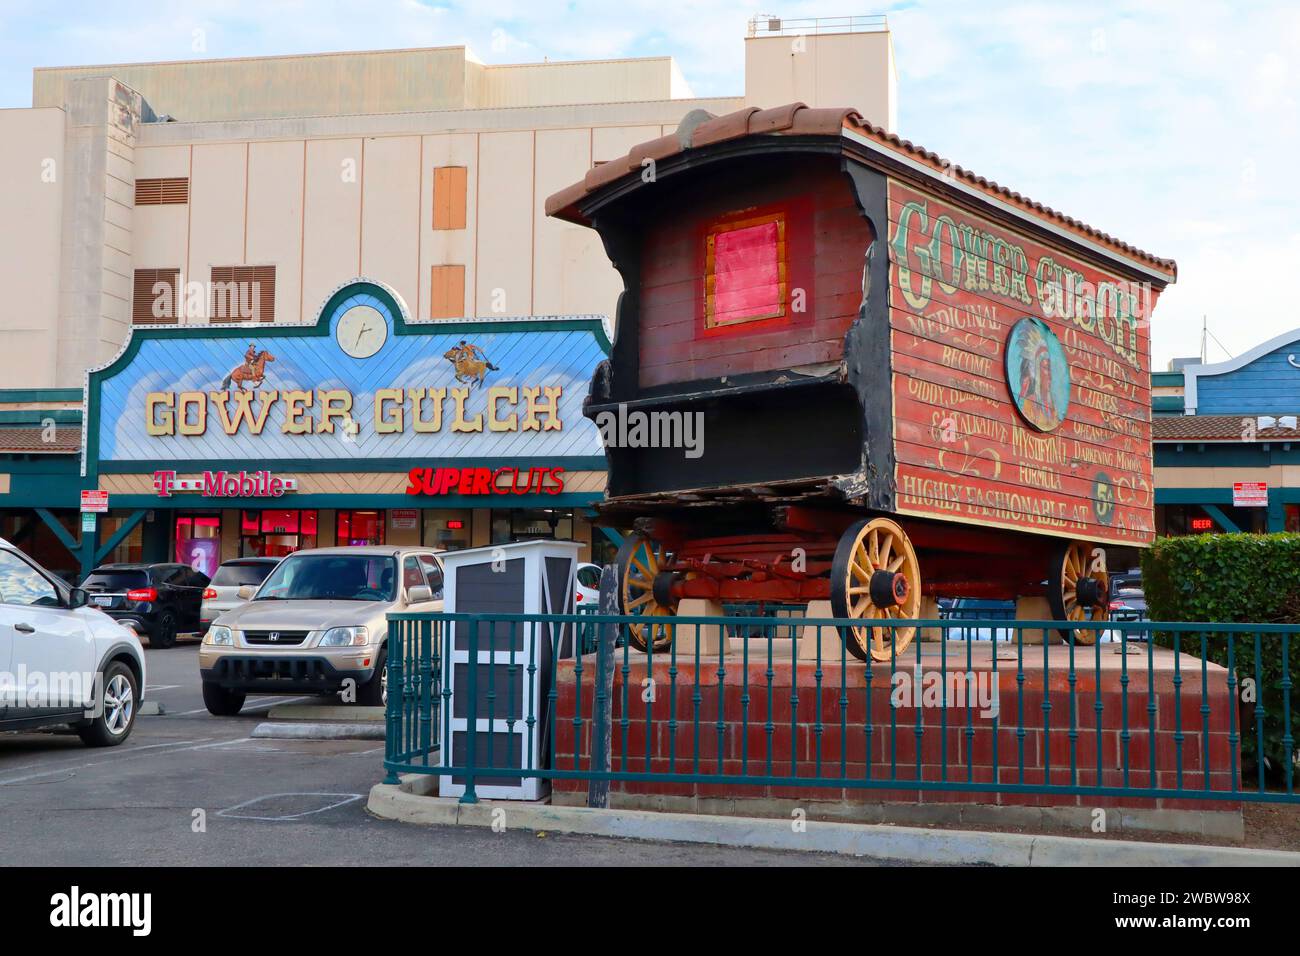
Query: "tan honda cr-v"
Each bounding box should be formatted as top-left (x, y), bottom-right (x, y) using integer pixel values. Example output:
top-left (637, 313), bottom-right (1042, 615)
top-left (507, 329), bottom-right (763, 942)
top-left (198, 546), bottom-right (443, 715)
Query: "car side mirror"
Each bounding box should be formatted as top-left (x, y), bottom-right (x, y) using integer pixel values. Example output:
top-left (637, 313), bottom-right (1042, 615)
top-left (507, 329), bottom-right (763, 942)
top-left (237, 585), bottom-right (256, 600)
top-left (68, 587), bottom-right (90, 609)
top-left (406, 585), bottom-right (433, 605)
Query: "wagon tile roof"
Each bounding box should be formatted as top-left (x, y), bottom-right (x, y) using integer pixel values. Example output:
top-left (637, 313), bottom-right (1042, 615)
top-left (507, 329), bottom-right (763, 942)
top-left (545, 102), bottom-right (1177, 280)
top-left (0, 425), bottom-right (82, 454)
top-left (1153, 415), bottom-right (1300, 442)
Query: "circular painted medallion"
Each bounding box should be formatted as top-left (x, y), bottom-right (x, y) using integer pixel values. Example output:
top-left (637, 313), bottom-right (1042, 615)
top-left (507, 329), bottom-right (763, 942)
top-left (1005, 317), bottom-right (1070, 432)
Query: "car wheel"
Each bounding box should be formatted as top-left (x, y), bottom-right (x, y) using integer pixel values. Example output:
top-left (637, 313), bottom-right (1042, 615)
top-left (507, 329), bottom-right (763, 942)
top-left (357, 647), bottom-right (388, 707)
top-left (76, 661), bottom-right (138, 747)
top-left (202, 681), bottom-right (246, 716)
top-left (151, 612), bottom-right (177, 649)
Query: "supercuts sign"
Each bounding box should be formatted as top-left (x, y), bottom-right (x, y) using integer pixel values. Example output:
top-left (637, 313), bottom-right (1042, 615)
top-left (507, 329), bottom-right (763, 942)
top-left (405, 466), bottom-right (565, 496)
top-left (86, 280), bottom-right (608, 471)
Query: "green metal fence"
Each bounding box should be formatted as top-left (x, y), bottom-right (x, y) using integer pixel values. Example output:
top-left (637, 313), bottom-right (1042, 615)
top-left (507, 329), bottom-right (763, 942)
top-left (383, 612), bottom-right (1300, 808)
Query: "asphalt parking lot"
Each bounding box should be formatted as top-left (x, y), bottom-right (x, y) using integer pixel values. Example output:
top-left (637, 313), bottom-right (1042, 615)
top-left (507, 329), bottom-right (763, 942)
top-left (0, 641), bottom-right (887, 866)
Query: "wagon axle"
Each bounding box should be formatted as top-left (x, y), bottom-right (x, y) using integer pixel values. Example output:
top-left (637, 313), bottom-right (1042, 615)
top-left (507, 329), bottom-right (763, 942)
top-left (870, 570), bottom-right (909, 608)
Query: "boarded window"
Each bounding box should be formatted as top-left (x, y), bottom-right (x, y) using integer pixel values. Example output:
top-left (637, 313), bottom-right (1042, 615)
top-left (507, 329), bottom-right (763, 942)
top-left (210, 265), bottom-right (276, 323)
top-left (134, 177), bottom-right (190, 205)
top-left (432, 166), bottom-right (468, 230)
top-left (132, 268), bottom-right (182, 325)
top-left (430, 265), bottom-right (465, 319)
top-left (704, 213), bottom-right (787, 329)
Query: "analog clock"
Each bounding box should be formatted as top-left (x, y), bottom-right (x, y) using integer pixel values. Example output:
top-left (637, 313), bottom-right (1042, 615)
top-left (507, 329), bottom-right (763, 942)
top-left (336, 304), bottom-right (387, 358)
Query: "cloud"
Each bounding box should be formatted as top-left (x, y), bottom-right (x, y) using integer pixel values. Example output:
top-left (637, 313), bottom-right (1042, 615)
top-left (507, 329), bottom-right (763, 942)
top-left (1, 0), bottom-right (1294, 367)
top-left (885, 0), bottom-right (1300, 366)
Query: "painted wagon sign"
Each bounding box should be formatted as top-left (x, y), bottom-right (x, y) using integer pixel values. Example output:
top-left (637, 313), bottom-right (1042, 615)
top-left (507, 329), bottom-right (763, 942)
top-left (887, 179), bottom-right (1160, 546)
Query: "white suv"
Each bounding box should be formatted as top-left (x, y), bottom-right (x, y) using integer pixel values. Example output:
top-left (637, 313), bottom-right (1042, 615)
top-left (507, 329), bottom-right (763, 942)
top-left (0, 538), bottom-right (146, 746)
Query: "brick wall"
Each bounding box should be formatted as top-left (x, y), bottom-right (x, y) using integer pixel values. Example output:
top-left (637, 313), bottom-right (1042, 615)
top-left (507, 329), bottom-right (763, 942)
top-left (552, 655), bottom-right (1240, 812)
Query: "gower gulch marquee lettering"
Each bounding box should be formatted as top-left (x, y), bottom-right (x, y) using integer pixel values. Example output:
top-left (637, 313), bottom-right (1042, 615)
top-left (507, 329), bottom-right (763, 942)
top-left (145, 384), bottom-right (565, 437)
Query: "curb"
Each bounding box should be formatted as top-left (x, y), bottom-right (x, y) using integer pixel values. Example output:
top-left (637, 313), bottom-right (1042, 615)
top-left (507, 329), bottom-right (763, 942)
top-left (252, 721), bottom-right (385, 740)
top-left (267, 704), bottom-right (384, 722)
top-left (366, 781), bottom-right (1300, 867)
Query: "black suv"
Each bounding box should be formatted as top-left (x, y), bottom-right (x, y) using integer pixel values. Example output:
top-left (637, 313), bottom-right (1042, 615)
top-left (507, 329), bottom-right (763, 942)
top-left (80, 563), bottom-right (209, 648)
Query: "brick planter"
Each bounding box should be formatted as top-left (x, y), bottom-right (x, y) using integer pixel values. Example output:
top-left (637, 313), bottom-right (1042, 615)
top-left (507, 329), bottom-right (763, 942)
top-left (551, 641), bottom-right (1241, 817)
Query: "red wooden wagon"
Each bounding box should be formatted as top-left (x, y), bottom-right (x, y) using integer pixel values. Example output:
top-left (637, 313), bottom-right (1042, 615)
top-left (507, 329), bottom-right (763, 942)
top-left (546, 103), bottom-right (1176, 661)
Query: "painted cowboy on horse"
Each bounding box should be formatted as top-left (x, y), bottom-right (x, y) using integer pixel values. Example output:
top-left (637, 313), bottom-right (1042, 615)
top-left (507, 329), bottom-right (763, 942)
top-left (443, 340), bottom-right (498, 389)
top-left (221, 342), bottom-right (276, 390)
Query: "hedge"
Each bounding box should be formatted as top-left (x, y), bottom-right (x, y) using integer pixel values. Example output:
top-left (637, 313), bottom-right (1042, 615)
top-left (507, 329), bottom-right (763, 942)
top-left (1140, 533), bottom-right (1300, 781)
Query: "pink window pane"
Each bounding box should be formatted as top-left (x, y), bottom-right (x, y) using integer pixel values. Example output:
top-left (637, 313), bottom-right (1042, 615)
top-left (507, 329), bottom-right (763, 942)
top-left (712, 220), bottom-right (781, 325)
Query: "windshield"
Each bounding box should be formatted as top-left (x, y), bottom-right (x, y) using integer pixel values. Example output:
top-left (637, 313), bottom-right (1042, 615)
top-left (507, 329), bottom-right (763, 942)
top-left (212, 562), bottom-right (276, 587)
top-left (254, 553), bottom-right (396, 602)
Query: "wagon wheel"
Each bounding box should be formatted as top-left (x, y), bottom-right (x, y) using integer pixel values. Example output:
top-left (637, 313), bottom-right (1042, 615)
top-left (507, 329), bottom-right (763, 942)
top-left (1046, 540), bottom-right (1109, 644)
top-left (615, 532), bottom-right (676, 653)
top-left (830, 518), bottom-right (922, 662)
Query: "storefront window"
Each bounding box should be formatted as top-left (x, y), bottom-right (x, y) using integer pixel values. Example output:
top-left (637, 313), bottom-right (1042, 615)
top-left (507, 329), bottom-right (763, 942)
top-left (421, 509), bottom-right (472, 551)
top-left (1158, 504), bottom-right (1268, 535)
top-left (336, 510), bottom-right (385, 546)
top-left (240, 509), bottom-right (318, 557)
top-left (175, 513), bottom-right (221, 577)
top-left (1287, 504), bottom-right (1300, 533)
top-left (2, 511), bottom-right (86, 580)
top-left (491, 508), bottom-right (573, 544)
top-left (591, 536), bottom-right (619, 567)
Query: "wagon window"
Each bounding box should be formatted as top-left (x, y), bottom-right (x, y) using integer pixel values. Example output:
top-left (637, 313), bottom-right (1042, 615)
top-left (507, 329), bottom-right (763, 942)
top-left (704, 212), bottom-right (786, 329)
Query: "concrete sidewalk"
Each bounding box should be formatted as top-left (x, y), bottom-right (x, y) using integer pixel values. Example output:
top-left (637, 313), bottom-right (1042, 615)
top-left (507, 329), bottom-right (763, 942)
top-left (368, 779), bottom-right (1300, 867)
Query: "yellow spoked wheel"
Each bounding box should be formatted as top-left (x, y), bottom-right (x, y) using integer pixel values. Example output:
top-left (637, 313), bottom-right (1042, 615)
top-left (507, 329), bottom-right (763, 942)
top-left (615, 533), bottom-right (677, 653)
top-left (830, 518), bottom-right (922, 662)
top-left (1047, 540), bottom-right (1110, 644)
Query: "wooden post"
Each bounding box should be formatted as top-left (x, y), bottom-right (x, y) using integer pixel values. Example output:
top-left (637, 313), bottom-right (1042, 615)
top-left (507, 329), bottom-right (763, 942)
top-left (587, 564), bottom-right (619, 809)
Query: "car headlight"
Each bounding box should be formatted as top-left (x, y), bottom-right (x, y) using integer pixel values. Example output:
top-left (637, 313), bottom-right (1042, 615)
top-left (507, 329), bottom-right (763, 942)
top-left (204, 625), bottom-right (234, 646)
top-left (319, 626), bottom-right (368, 647)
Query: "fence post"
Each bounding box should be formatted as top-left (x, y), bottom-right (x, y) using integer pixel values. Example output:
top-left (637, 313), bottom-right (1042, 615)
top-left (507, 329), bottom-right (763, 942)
top-left (587, 565), bottom-right (619, 808)
top-left (461, 617), bottom-right (480, 805)
top-left (383, 616), bottom-right (404, 785)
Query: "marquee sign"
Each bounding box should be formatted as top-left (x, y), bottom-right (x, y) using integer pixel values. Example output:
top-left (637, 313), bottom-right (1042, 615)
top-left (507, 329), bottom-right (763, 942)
top-left (85, 279), bottom-right (610, 473)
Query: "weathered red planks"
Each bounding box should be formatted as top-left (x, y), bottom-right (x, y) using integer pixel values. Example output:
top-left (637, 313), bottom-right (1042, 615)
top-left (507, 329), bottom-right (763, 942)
top-left (886, 179), bottom-right (1161, 546)
top-left (637, 161), bottom-right (870, 389)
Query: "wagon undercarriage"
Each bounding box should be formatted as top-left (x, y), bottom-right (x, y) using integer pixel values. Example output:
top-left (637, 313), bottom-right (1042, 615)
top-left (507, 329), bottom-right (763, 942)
top-left (604, 490), bottom-right (1114, 663)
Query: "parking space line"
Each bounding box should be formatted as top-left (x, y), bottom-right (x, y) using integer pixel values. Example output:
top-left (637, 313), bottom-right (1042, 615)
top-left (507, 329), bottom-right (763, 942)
top-left (189, 738), bottom-right (253, 751)
top-left (0, 737), bottom-right (221, 785)
top-left (176, 695), bottom-right (312, 717)
top-left (217, 792), bottom-right (363, 821)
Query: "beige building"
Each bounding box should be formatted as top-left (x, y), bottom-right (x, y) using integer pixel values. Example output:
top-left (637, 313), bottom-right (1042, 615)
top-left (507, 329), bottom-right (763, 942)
top-left (0, 15), bottom-right (898, 389)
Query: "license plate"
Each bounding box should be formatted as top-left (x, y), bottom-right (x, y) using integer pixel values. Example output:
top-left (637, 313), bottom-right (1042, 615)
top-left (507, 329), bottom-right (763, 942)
top-left (93, 595), bottom-right (113, 607)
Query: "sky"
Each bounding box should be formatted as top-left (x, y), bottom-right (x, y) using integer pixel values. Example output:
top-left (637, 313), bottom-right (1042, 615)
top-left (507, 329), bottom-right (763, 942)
top-left (1, 0), bottom-right (1296, 369)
